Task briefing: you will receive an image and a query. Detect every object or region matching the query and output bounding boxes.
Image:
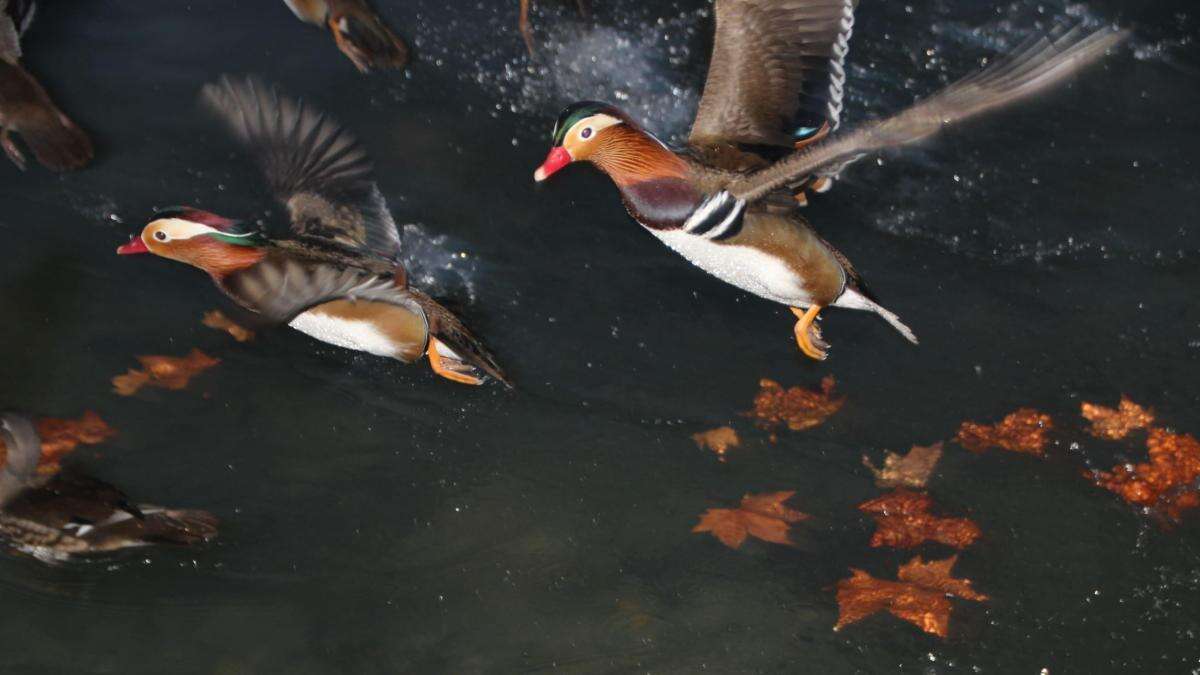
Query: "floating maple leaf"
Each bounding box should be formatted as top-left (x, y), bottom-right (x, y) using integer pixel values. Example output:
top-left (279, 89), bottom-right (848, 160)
top-left (693, 491), bottom-right (810, 549)
top-left (34, 411), bottom-right (117, 474)
top-left (1081, 397), bottom-right (1154, 441)
top-left (1093, 428), bottom-right (1200, 522)
top-left (862, 442), bottom-right (944, 489)
top-left (955, 408), bottom-right (1053, 456)
top-left (746, 376), bottom-right (844, 439)
top-left (859, 490), bottom-right (981, 550)
top-left (113, 349), bottom-right (221, 396)
top-left (692, 426), bottom-right (741, 462)
top-left (202, 310), bottom-right (255, 343)
top-left (835, 555), bottom-right (988, 638)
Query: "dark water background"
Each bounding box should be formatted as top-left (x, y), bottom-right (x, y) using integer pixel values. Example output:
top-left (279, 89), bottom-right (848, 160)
top-left (1, 0), bottom-right (1198, 672)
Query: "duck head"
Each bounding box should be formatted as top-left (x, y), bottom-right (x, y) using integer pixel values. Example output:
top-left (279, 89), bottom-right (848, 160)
top-left (534, 101), bottom-right (689, 186)
top-left (117, 207), bottom-right (267, 277)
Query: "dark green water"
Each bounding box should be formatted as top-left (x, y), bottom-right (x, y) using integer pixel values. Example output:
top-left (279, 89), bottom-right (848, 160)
top-left (1, 0), bottom-right (1198, 672)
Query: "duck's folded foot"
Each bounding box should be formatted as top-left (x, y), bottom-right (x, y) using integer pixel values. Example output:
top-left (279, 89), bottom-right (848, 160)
top-left (426, 337), bottom-right (484, 386)
top-left (1, 128), bottom-right (27, 171)
top-left (791, 305), bottom-right (829, 361)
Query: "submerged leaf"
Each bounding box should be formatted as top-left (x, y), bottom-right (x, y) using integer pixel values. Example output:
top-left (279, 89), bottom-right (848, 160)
top-left (835, 555), bottom-right (987, 638)
top-left (859, 490), bottom-right (981, 550)
top-left (692, 427), bottom-right (741, 462)
top-left (202, 310), bottom-right (255, 342)
top-left (693, 490), bottom-right (810, 549)
top-left (34, 411), bottom-right (118, 474)
top-left (862, 442), bottom-right (944, 489)
top-left (113, 349), bottom-right (221, 396)
top-left (1093, 428), bottom-right (1200, 522)
top-left (1081, 397), bottom-right (1154, 440)
top-left (955, 408), bottom-right (1053, 456)
top-left (746, 376), bottom-right (844, 438)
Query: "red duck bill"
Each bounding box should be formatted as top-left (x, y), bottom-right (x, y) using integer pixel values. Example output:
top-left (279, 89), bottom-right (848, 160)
top-left (117, 236), bottom-right (149, 255)
top-left (534, 147), bottom-right (572, 182)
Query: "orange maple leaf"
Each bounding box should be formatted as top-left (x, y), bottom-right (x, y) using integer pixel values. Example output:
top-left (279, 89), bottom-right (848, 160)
top-left (955, 408), bottom-right (1053, 455)
top-left (202, 310), bottom-right (255, 343)
top-left (745, 376), bottom-right (844, 438)
top-left (33, 411), bottom-right (118, 474)
top-left (1093, 428), bottom-right (1200, 522)
top-left (693, 490), bottom-right (810, 549)
top-left (835, 555), bottom-right (988, 638)
top-left (859, 490), bottom-right (981, 550)
top-left (862, 442), bottom-right (944, 489)
top-left (1081, 397), bottom-right (1154, 440)
top-left (692, 427), bottom-right (741, 462)
top-left (113, 349), bottom-right (221, 396)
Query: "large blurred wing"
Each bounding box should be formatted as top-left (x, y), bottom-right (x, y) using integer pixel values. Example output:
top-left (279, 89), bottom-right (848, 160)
top-left (0, 2), bottom-right (20, 63)
top-left (688, 0), bottom-right (856, 156)
top-left (200, 76), bottom-right (402, 261)
top-left (0, 412), bottom-right (41, 507)
top-left (728, 26), bottom-right (1127, 203)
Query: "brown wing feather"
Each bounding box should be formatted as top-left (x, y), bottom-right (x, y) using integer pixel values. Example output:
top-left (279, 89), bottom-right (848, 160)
top-left (729, 26), bottom-right (1127, 203)
top-left (201, 76), bottom-right (402, 261)
top-left (689, 0), bottom-right (856, 158)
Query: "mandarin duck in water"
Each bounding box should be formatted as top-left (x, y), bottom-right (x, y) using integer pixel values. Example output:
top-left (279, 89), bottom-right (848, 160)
top-left (0, 0), bottom-right (92, 171)
top-left (118, 77), bottom-right (507, 387)
top-left (0, 413), bottom-right (217, 562)
top-left (283, 0), bottom-right (408, 72)
top-left (534, 0), bottom-right (1125, 360)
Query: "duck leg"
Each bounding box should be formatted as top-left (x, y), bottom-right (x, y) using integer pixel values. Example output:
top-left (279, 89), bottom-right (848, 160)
top-left (426, 337), bottom-right (484, 386)
top-left (790, 306), bottom-right (829, 361)
top-left (519, 0), bottom-right (535, 56)
top-left (0, 128), bottom-right (26, 171)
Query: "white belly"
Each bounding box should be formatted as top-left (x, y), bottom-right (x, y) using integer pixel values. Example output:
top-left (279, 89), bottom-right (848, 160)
top-left (650, 228), bottom-right (812, 306)
top-left (289, 311), bottom-right (400, 358)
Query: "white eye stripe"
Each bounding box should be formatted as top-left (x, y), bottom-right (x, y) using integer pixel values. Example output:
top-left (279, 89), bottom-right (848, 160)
top-left (149, 218), bottom-right (221, 241)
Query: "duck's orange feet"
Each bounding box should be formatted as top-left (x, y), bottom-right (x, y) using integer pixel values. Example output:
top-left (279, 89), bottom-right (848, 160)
top-left (427, 338), bottom-right (484, 386)
top-left (790, 305), bottom-right (829, 361)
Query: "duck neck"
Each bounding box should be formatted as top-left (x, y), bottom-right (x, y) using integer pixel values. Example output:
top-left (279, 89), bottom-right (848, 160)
top-left (591, 126), bottom-right (701, 230)
top-left (186, 238), bottom-right (268, 279)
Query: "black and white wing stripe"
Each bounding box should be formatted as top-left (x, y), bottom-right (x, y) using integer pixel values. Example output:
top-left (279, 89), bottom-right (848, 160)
top-left (681, 191), bottom-right (747, 241)
top-left (201, 76), bottom-right (402, 261)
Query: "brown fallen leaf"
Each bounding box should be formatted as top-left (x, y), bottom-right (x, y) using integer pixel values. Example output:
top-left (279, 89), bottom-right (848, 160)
top-left (745, 376), bottom-right (844, 439)
top-left (113, 349), bottom-right (221, 396)
top-left (202, 310), bottom-right (255, 343)
top-left (859, 490), bottom-right (981, 550)
top-left (692, 426), bottom-right (741, 462)
top-left (835, 555), bottom-right (988, 638)
top-left (693, 490), bottom-right (810, 549)
top-left (955, 408), bottom-right (1053, 456)
top-left (1093, 428), bottom-right (1200, 522)
top-left (862, 442), bottom-right (944, 489)
top-left (1081, 397), bottom-right (1154, 441)
top-left (34, 411), bottom-right (118, 475)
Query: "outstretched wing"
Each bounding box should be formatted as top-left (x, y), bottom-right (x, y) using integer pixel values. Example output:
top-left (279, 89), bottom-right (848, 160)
top-left (200, 75), bottom-right (402, 261)
top-left (728, 26), bottom-right (1127, 203)
top-left (688, 0), bottom-right (856, 162)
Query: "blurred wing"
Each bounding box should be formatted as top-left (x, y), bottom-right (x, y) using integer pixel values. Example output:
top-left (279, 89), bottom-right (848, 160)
top-left (200, 76), bottom-right (402, 261)
top-left (0, 7), bottom-right (19, 63)
top-left (0, 412), bottom-right (41, 507)
top-left (219, 255), bottom-right (424, 324)
top-left (729, 26), bottom-right (1127, 203)
top-left (689, 0), bottom-right (856, 156)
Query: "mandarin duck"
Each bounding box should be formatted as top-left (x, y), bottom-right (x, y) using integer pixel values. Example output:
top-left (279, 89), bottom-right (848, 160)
top-left (533, 0), bottom-right (1124, 360)
top-left (0, 413), bottom-right (217, 562)
top-left (0, 0), bottom-right (92, 171)
top-left (283, 0), bottom-right (408, 73)
top-left (118, 77), bottom-right (508, 387)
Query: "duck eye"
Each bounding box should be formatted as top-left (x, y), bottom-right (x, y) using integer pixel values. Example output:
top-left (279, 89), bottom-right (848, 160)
top-left (154, 231), bottom-right (168, 242)
top-left (580, 126), bottom-right (593, 140)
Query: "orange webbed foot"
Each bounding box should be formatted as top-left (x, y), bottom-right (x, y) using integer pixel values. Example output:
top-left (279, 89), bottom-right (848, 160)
top-left (427, 338), bottom-right (484, 386)
top-left (790, 305), bottom-right (829, 361)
